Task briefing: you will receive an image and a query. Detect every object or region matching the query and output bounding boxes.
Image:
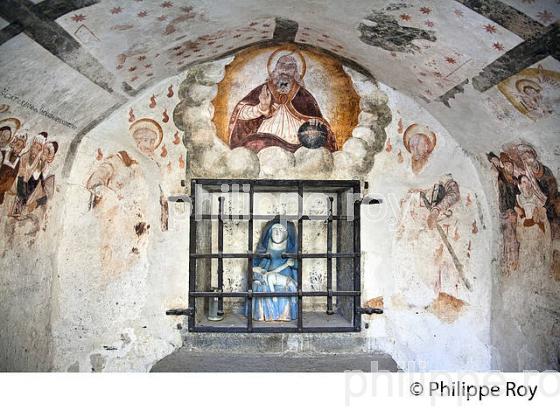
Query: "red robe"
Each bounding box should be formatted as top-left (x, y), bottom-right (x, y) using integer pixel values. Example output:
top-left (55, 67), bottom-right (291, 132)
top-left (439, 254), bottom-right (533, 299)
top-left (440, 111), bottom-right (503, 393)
top-left (228, 81), bottom-right (337, 153)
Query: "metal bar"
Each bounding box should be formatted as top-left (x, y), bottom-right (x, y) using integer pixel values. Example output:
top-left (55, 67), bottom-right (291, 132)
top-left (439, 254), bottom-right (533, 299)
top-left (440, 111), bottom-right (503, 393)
top-left (297, 182), bottom-right (303, 332)
top-left (190, 290), bottom-right (360, 297)
top-left (192, 178), bottom-right (360, 188)
top-left (247, 183), bottom-right (254, 332)
top-left (327, 196), bottom-right (334, 315)
top-left (187, 180), bottom-right (197, 331)
top-left (190, 252), bottom-right (270, 259)
top-left (282, 252), bottom-right (357, 258)
top-left (190, 252), bottom-right (357, 258)
top-left (353, 184), bottom-right (361, 331)
top-left (217, 196), bottom-right (224, 316)
top-left (193, 326), bottom-right (357, 333)
top-left (356, 307), bottom-right (383, 315)
top-left (336, 191), bottom-right (342, 314)
top-left (198, 214), bottom-right (348, 221)
top-left (166, 308), bottom-right (194, 316)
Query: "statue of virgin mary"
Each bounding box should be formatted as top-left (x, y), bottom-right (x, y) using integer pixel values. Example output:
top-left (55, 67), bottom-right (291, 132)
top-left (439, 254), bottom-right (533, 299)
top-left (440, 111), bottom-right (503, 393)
top-left (246, 219), bottom-right (298, 321)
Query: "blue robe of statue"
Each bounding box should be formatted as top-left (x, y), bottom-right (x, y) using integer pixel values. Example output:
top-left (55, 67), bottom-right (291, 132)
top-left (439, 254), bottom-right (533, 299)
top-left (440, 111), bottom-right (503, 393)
top-left (245, 221), bottom-right (298, 321)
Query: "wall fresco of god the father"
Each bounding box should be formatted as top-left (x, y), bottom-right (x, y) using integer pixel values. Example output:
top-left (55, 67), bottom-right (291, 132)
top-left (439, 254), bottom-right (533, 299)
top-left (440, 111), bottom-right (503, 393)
top-left (212, 45), bottom-right (360, 154)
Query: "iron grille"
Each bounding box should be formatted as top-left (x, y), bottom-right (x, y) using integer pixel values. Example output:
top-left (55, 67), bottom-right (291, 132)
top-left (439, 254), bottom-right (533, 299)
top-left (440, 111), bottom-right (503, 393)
top-left (186, 179), bottom-right (365, 333)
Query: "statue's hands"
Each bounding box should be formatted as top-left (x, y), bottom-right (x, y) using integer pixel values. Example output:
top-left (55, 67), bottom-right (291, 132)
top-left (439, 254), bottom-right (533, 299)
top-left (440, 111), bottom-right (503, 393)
top-left (258, 85), bottom-right (271, 114)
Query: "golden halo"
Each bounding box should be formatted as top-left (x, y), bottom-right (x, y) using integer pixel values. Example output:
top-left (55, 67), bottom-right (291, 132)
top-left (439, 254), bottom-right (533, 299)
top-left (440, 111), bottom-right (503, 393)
top-left (129, 118), bottom-right (163, 149)
top-left (403, 123), bottom-right (437, 154)
top-left (267, 46), bottom-right (307, 79)
top-left (0, 117), bottom-right (22, 134)
top-left (515, 78), bottom-right (541, 93)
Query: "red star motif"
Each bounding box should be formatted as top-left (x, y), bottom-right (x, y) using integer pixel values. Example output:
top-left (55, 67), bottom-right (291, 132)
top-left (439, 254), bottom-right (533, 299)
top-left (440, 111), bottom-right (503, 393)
top-left (454, 9), bottom-right (464, 17)
top-left (138, 10), bottom-right (148, 18)
top-left (137, 55), bottom-right (146, 61)
top-left (400, 14), bottom-right (411, 21)
top-left (425, 20), bottom-right (434, 27)
top-left (483, 24), bottom-right (497, 33)
top-left (111, 7), bottom-right (122, 15)
top-left (71, 14), bottom-right (86, 22)
top-left (420, 7), bottom-right (431, 15)
top-left (157, 15), bottom-right (167, 21)
top-left (116, 64), bottom-right (123, 70)
top-left (128, 66), bottom-right (137, 72)
top-left (445, 57), bottom-right (457, 64)
top-left (144, 64), bottom-right (152, 68)
top-left (492, 42), bottom-right (504, 51)
top-left (161, 1), bottom-right (173, 8)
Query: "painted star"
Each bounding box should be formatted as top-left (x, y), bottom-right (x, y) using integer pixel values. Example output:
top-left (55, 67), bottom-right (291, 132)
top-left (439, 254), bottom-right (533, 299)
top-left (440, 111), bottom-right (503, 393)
top-left (420, 7), bottom-right (431, 15)
top-left (425, 20), bottom-right (434, 27)
top-left (111, 7), bottom-right (122, 15)
top-left (138, 10), bottom-right (148, 18)
top-left (454, 9), bottom-right (464, 17)
top-left (445, 56), bottom-right (457, 64)
top-left (400, 14), bottom-right (411, 21)
top-left (71, 14), bottom-right (86, 22)
top-left (161, 1), bottom-right (173, 8)
top-left (537, 10), bottom-right (555, 24)
top-left (483, 24), bottom-right (497, 33)
top-left (157, 15), bottom-right (167, 21)
top-left (492, 42), bottom-right (504, 51)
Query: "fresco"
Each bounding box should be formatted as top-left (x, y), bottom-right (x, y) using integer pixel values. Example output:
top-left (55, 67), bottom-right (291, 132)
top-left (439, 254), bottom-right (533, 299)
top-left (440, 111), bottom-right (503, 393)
top-left (402, 122), bottom-right (437, 174)
top-left (213, 45), bottom-right (360, 154)
top-left (356, 3), bottom-right (523, 101)
top-left (497, 65), bottom-right (560, 121)
top-left (394, 173), bottom-right (478, 321)
top-left (488, 143), bottom-right (560, 279)
top-left (0, 117), bottom-right (59, 234)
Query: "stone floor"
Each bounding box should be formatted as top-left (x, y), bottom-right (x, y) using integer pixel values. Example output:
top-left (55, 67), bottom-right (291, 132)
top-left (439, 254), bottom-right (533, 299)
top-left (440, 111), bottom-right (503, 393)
top-left (151, 351), bottom-right (399, 372)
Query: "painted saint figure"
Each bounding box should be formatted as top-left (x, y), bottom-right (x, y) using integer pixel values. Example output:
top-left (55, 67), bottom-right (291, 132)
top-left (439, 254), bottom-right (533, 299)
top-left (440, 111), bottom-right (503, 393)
top-left (403, 123), bottom-right (437, 174)
top-left (246, 220), bottom-right (298, 321)
top-left (229, 48), bottom-right (337, 153)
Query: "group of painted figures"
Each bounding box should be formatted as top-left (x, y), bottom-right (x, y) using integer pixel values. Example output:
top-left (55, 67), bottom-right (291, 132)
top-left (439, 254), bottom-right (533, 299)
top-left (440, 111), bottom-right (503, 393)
top-left (487, 143), bottom-right (560, 276)
top-left (0, 118), bottom-right (58, 219)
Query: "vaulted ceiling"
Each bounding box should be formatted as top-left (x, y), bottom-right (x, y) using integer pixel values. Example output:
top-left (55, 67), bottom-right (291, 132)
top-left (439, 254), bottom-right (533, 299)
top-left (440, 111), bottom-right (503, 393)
top-left (1, 0), bottom-right (558, 164)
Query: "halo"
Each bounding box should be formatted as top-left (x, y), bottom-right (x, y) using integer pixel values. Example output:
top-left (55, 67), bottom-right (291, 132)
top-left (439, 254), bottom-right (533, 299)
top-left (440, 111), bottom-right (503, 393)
top-left (403, 123), bottom-right (437, 154)
top-left (129, 118), bottom-right (163, 150)
top-left (515, 78), bottom-right (541, 93)
top-left (0, 117), bottom-right (22, 134)
top-left (267, 46), bottom-right (306, 79)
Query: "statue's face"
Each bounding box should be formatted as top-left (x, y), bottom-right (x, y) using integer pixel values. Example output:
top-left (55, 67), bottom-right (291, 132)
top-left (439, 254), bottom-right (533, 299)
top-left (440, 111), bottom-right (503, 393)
top-left (272, 57), bottom-right (297, 94)
top-left (270, 224), bottom-right (288, 244)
